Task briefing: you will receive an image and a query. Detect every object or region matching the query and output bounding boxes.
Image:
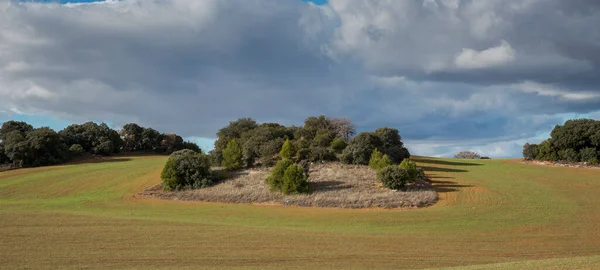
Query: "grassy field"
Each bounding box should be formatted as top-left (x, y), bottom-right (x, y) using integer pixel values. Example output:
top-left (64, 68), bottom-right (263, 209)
top-left (1, 156), bottom-right (600, 269)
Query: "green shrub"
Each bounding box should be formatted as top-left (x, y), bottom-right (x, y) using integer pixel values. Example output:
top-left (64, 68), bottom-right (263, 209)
top-left (399, 158), bottom-right (418, 181)
top-left (281, 164), bottom-right (309, 194)
top-left (377, 155), bottom-right (393, 170)
top-left (308, 146), bottom-right (335, 162)
top-left (330, 137), bottom-right (347, 153)
top-left (161, 149), bottom-right (213, 191)
top-left (222, 139), bottom-right (243, 170)
top-left (536, 139), bottom-right (558, 161)
top-left (68, 144), bottom-right (84, 156)
top-left (296, 148), bottom-right (310, 161)
top-left (558, 148), bottom-right (580, 163)
top-left (377, 166), bottom-right (410, 190)
top-left (279, 139), bottom-right (296, 160)
top-left (266, 159), bottom-right (294, 191)
top-left (369, 148), bottom-right (383, 169)
top-left (522, 143), bottom-right (539, 160)
top-left (341, 132), bottom-right (382, 165)
top-left (580, 147), bottom-right (598, 163)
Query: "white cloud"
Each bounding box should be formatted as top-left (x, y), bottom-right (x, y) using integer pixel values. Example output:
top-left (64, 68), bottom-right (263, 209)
top-left (514, 81), bottom-right (600, 101)
top-left (454, 40), bottom-right (515, 69)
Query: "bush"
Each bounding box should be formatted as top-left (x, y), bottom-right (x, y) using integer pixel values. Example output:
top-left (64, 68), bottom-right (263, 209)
top-left (69, 144), bottom-right (85, 156)
top-left (558, 148), bottom-right (580, 163)
top-left (330, 137), bottom-right (347, 153)
top-left (522, 143), bottom-right (539, 160)
top-left (399, 158), bottom-right (418, 182)
top-left (222, 139), bottom-right (243, 170)
top-left (266, 159), bottom-right (294, 191)
top-left (341, 132), bottom-right (382, 165)
top-left (161, 149), bottom-right (213, 191)
top-left (374, 127), bottom-right (409, 163)
top-left (454, 151), bottom-right (481, 159)
top-left (308, 146), bottom-right (335, 162)
top-left (377, 166), bottom-right (410, 190)
top-left (536, 139), bottom-right (558, 161)
top-left (579, 147), bottom-right (598, 163)
top-left (368, 148), bottom-right (383, 169)
top-left (296, 148), bottom-right (310, 161)
top-left (279, 139), bottom-right (296, 160)
top-left (281, 164), bottom-right (309, 194)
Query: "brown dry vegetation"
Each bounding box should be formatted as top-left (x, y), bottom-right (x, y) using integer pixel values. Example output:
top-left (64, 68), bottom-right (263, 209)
top-left (142, 162), bottom-right (437, 209)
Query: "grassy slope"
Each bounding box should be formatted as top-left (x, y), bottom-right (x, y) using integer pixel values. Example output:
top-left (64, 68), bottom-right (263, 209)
top-left (1, 156), bottom-right (599, 269)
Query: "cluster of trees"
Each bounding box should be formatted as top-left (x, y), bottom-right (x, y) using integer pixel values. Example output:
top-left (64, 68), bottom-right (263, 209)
top-left (369, 148), bottom-right (424, 190)
top-left (214, 116), bottom-right (410, 169)
top-left (523, 119), bottom-right (600, 164)
top-left (0, 120), bottom-right (200, 169)
top-left (454, 151), bottom-right (481, 159)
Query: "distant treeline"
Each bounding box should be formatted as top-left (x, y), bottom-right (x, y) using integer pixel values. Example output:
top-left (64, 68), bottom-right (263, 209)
top-left (0, 121), bottom-right (199, 168)
top-left (523, 119), bottom-right (600, 164)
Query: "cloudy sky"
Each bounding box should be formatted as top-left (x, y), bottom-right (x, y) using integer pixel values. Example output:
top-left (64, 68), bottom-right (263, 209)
top-left (1, 0), bottom-right (599, 157)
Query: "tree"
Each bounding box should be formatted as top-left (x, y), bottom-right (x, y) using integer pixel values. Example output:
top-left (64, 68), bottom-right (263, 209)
top-left (374, 127), bottom-right (410, 163)
top-left (558, 148), bottom-right (580, 163)
top-left (0, 121), bottom-right (33, 140)
top-left (341, 132), bottom-right (382, 165)
top-left (159, 133), bottom-right (184, 154)
top-left (214, 118), bottom-right (258, 162)
top-left (222, 139), bottom-right (243, 170)
top-left (329, 117), bottom-right (356, 141)
top-left (522, 143), bottom-right (539, 161)
top-left (121, 123), bottom-right (145, 151)
top-left (2, 131), bottom-right (28, 166)
top-left (59, 122), bottom-right (122, 155)
top-left (330, 137), bottom-right (347, 153)
top-left (369, 148), bottom-right (384, 170)
top-left (580, 147), bottom-right (599, 163)
top-left (281, 164), bottom-right (309, 194)
top-left (26, 127), bottom-right (69, 166)
top-left (399, 158), bottom-right (418, 182)
top-left (266, 159), bottom-right (294, 191)
top-left (454, 151), bottom-right (481, 159)
top-left (161, 149), bottom-right (213, 190)
top-left (280, 139), bottom-right (296, 160)
top-left (377, 166), bottom-right (410, 190)
top-left (69, 144), bottom-right (85, 156)
top-left (141, 128), bottom-right (163, 151)
top-left (536, 139), bottom-right (558, 161)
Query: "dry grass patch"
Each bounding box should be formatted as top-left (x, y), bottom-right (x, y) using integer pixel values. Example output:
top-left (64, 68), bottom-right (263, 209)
top-left (142, 162), bottom-right (438, 209)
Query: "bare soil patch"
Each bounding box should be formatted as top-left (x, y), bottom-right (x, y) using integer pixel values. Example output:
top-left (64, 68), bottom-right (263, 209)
top-left (141, 162), bottom-right (438, 209)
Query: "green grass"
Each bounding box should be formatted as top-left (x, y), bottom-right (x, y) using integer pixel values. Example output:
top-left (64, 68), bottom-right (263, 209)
top-left (1, 156), bottom-right (600, 269)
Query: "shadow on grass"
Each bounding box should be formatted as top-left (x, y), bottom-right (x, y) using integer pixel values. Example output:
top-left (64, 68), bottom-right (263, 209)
top-left (421, 166), bottom-right (469, 173)
top-left (310, 181), bottom-right (353, 192)
top-left (413, 158), bottom-right (483, 167)
top-left (429, 179), bottom-right (473, 193)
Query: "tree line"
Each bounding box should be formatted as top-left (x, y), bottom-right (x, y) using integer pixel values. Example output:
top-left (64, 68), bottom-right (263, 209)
top-left (523, 119), bottom-right (600, 164)
top-left (0, 121), bottom-right (200, 168)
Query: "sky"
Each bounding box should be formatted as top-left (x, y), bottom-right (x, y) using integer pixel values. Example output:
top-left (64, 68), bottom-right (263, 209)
top-left (1, 0), bottom-right (600, 157)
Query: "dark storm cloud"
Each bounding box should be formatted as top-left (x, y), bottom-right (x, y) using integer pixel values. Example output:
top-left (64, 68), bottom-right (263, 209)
top-left (1, 0), bottom-right (599, 157)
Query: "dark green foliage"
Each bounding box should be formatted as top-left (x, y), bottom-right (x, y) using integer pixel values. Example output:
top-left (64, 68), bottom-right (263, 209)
top-left (522, 143), bottom-right (539, 160)
top-left (258, 137), bottom-right (285, 166)
top-left (121, 123), bottom-right (144, 151)
top-left (222, 139), bottom-right (243, 170)
top-left (141, 128), bottom-right (163, 151)
top-left (2, 131), bottom-right (28, 165)
top-left (161, 149), bottom-right (213, 191)
top-left (214, 118), bottom-right (258, 161)
top-left (0, 121), bottom-right (33, 140)
top-left (524, 119), bottom-right (600, 163)
top-left (266, 159), bottom-right (294, 191)
top-left (2, 127), bottom-right (68, 167)
top-left (330, 137), bottom-right (347, 153)
top-left (279, 139), bottom-right (296, 160)
top-left (580, 147), bottom-right (599, 163)
top-left (181, 141), bottom-right (202, 153)
top-left (59, 122), bottom-right (122, 155)
top-left (308, 146), bottom-right (336, 162)
top-left (536, 139), bottom-right (559, 161)
top-left (374, 127), bottom-right (410, 163)
top-left (0, 143), bottom-right (8, 164)
top-left (296, 148), bottom-right (310, 161)
top-left (558, 148), bottom-right (580, 163)
top-left (69, 144), bottom-right (85, 156)
top-left (240, 123), bottom-right (290, 166)
top-left (399, 158), bottom-right (418, 182)
top-left (159, 133), bottom-right (184, 154)
top-left (377, 166), bottom-right (410, 190)
top-left (281, 164), bottom-right (309, 194)
top-left (341, 132), bottom-right (382, 165)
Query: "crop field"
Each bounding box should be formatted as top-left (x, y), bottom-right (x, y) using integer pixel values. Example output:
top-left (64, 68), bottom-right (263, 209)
top-left (1, 156), bottom-right (600, 269)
